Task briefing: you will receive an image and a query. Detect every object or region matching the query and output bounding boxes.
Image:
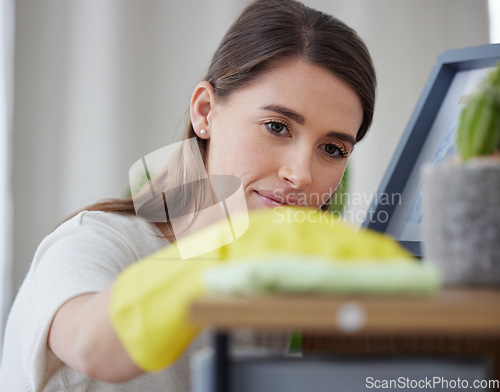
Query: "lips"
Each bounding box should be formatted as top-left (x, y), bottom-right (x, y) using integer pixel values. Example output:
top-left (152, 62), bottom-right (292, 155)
top-left (254, 190), bottom-right (299, 206)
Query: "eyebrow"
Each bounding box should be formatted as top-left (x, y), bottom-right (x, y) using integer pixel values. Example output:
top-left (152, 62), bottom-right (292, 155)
top-left (260, 104), bottom-right (356, 147)
top-left (260, 104), bottom-right (305, 125)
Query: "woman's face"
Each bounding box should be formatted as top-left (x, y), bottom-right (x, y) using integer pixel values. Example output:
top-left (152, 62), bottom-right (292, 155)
top-left (195, 58), bottom-right (363, 211)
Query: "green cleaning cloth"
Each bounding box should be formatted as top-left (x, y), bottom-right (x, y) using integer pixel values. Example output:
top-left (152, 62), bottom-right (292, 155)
top-left (204, 255), bottom-right (440, 295)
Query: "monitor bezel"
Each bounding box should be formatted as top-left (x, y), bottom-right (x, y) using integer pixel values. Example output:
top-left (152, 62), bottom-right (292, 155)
top-left (362, 43), bottom-right (500, 257)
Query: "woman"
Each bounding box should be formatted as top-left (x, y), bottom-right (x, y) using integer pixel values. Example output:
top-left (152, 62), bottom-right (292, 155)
top-left (0, 0), bottom-right (376, 390)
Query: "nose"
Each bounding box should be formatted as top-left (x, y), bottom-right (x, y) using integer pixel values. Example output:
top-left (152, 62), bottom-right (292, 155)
top-left (278, 149), bottom-right (313, 190)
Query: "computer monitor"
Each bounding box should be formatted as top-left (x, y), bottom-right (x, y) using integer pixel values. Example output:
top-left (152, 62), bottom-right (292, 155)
top-left (362, 43), bottom-right (500, 257)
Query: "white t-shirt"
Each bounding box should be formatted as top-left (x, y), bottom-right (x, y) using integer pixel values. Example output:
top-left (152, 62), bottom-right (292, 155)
top-left (0, 210), bottom-right (209, 391)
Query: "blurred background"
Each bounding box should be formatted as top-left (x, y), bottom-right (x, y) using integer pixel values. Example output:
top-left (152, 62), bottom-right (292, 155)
top-left (0, 0), bottom-right (497, 352)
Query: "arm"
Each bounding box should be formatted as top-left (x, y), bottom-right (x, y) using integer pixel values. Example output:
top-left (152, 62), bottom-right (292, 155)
top-left (47, 287), bottom-right (144, 383)
top-left (45, 219), bottom-right (209, 380)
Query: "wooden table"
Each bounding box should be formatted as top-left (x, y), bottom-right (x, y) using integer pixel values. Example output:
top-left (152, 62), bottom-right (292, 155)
top-left (190, 288), bottom-right (500, 392)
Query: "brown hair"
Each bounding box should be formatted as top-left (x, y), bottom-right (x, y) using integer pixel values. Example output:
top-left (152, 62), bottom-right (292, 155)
top-left (189, 0), bottom-right (376, 145)
top-left (64, 0), bottom-right (376, 229)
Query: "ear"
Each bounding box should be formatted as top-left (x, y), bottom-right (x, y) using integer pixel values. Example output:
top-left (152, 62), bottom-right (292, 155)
top-left (190, 81), bottom-right (215, 139)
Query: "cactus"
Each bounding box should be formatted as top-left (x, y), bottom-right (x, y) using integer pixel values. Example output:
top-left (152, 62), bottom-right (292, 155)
top-left (457, 64), bottom-right (500, 161)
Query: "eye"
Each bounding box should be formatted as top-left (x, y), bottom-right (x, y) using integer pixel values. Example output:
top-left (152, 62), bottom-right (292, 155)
top-left (264, 121), bottom-right (290, 136)
top-left (321, 143), bottom-right (349, 160)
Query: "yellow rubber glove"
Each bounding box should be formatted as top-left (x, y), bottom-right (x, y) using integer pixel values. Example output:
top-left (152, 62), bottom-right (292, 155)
top-left (109, 207), bottom-right (412, 372)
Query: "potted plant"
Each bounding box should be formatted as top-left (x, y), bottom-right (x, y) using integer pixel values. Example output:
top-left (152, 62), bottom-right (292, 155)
top-left (422, 64), bottom-right (500, 285)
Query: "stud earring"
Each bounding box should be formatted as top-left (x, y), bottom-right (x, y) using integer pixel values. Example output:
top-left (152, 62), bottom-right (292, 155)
top-left (200, 129), bottom-right (207, 136)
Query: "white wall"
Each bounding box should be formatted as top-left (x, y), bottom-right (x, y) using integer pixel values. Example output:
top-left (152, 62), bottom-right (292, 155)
top-left (489, 0), bottom-right (500, 43)
top-left (0, 0), bottom-right (14, 355)
top-left (12, 0), bottom-right (249, 292)
top-left (11, 0), bottom-right (490, 295)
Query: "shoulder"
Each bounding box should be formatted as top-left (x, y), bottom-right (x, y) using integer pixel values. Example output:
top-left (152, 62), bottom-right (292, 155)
top-left (33, 211), bottom-right (169, 272)
top-left (60, 210), bottom-right (156, 233)
top-left (57, 210), bottom-right (168, 249)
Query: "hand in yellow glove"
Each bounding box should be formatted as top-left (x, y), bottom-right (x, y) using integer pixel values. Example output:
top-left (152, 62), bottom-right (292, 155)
top-left (109, 207), bottom-right (413, 372)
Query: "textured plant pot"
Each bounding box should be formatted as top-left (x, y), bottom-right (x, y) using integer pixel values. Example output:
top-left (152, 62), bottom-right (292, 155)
top-left (422, 159), bottom-right (500, 285)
